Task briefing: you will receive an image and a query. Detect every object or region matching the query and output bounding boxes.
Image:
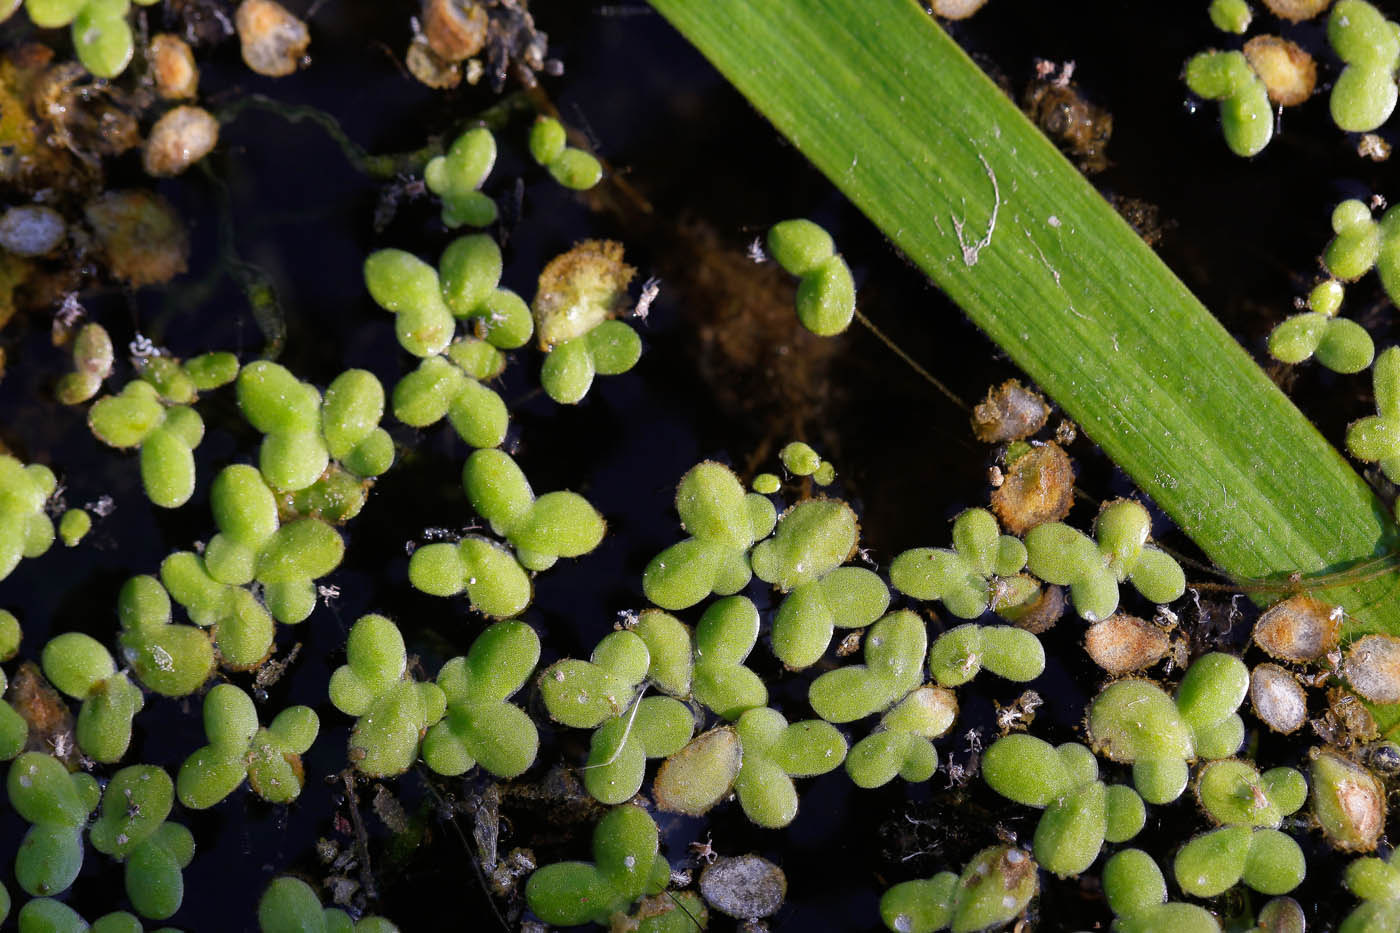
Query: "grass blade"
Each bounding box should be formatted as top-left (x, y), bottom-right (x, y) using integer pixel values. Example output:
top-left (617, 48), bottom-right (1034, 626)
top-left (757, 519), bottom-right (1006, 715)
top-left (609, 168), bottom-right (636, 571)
top-left (648, 0), bottom-right (1400, 693)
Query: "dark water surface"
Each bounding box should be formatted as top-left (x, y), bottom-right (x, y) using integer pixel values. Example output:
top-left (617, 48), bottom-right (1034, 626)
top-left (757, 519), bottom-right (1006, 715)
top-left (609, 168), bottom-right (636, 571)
top-left (0, 0), bottom-right (1393, 929)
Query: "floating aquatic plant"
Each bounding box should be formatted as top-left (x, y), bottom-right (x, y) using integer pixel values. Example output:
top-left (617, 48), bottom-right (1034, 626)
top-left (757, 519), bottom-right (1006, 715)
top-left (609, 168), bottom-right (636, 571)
top-left (460, 448), bottom-right (606, 571)
top-left (55, 322), bottom-right (113, 405)
top-left (889, 507), bottom-right (1027, 620)
top-left (424, 126), bottom-right (497, 227)
top-left (690, 595), bottom-right (767, 719)
top-left (8, 751), bottom-right (99, 897)
top-left (177, 683), bottom-right (319, 808)
top-left (767, 219), bottom-right (856, 336)
top-left (407, 532), bottom-right (533, 618)
top-left (878, 845), bottom-right (1038, 933)
top-left (89, 765), bottom-right (194, 920)
top-left (1347, 346), bottom-right (1400, 486)
top-left (115, 574), bottom-right (216, 698)
top-left (40, 632), bottom-right (143, 763)
top-left (0, 455), bottom-right (58, 582)
top-left (808, 609), bottom-right (926, 724)
top-left (1086, 652), bottom-right (1248, 803)
top-left (583, 695), bottom-right (695, 805)
top-left (729, 707), bottom-right (846, 828)
top-left (1208, 0), bottom-right (1252, 33)
top-left (4, 0), bottom-right (160, 78)
top-left (770, 562), bottom-right (887, 670)
top-left (1268, 275), bottom-right (1374, 374)
top-left (1327, 0), bottom-right (1400, 132)
top-left (528, 115), bottom-right (603, 191)
top-left (1342, 846), bottom-right (1400, 931)
top-left (642, 462), bottom-right (776, 611)
top-left (328, 614), bottom-right (445, 777)
top-left (1183, 49), bottom-right (1274, 157)
top-left (1101, 848), bottom-right (1221, 933)
top-left (1310, 746), bottom-right (1386, 851)
top-left (926, 623), bottom-right (1044, 688)
top-left (524, 805), bottom-right (671, 928)
top-left (845, 685), bottom-right (957, 789)
top-left (1174, 824), bottom-right (1306, 898)
top-left (257, 875), bottom-right (399, 932)
top-left (1025, 499), bottom-right (1185, 622)
top-left (532, 240), bottom-right (642, 404)
top-left (982, 734), bottom-right (1144, 878)
top-left (422, 620), bottom-right (541, 778)
top-left (540, 629), bottom-right (649, 729)
top-left (750, 497), bottom-right (856, 592)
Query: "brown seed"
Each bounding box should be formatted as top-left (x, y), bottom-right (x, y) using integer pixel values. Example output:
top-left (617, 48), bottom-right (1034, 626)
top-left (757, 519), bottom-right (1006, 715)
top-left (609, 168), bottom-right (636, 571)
top-left (990, 441), bottom-right (1075, 535)
top-left (1243, 36), bottom-right (1316, 107)
top-left (143, 105), bottom-right (219, 177)
top-left (422, 0), bottom-right (487, 63)
top-left (1261, 0), bottom-right (1332, 21)
top-left (235, 0), bottom-right (310, 78)
top-left (971, 379), bottom-right (1050, 443)
top-left (1342, 634), bottom-right (1400, 704)
top-left (149, 34), bottom-right (198, 99)
top-left (1252, 595), bottom-right (1341, 662)
top-left (1249, 663), bottom-right (1307, 734)
top-left (1084, 614), bottom-right (1170, 674)
top-left (84, 190), bottom-right (189, 287)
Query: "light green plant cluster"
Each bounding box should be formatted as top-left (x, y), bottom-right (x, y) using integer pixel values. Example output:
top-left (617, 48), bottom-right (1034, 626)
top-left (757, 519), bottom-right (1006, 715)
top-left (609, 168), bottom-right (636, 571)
top-left (0, 455), bottom-right (58, 582)
top-left (524, 805), bottom-right (670, 927)
top-left (1207, 0), bottom-right (1250, 34)
top-left (8, 751), bottom-right (100, 898)
top-left (1102, 849), bottom-right (1221, 933)
top-left (424, 126), bottom-right (498, 227)
top-left (1346, 346), bottom-right (1400, 493)
top-left (1183, 50), bottom-right (1273, 157)
top-left (890, 508), bottom-right (1027, 620)
top-left (768, 219), bottom-right (856, 336)
top-left (177, 683), bottom-right (319, 808)
top-left (89, 766), bottom-right (195, 920)
top-left (878, 846), bottom-right (1039, 933)
top-left (528, 115), bottom-right (604, 190)
top-left (1328, 0), bottom-right (1400, 132)
top-left (1086, 652), bottom-right (1248, 803)
top-left (56, 322), bottom-right (114, 405)
top-left (983, 735), bottom-right (1145, 878)
top-left (40, 632), bottom-right (144, 763)
top-left (257, 876), bottom-right (399, 933)
top-left (642, 461), bottom-right (777, 610)
top-left (328, 614), bottom-right (445, 777)
top-left (87, 352), bottom-right (239, 508)
top-left (778, 440), bottom-right (836, 485)
top-left (422, 620), bottom-right (541, 778)
top-left (116, 574), bottom-right (217, 697)
top-left (1025, 499), bottom-right (1185, 621)
top-left (1342, 847), bottom-right (1400, 931)
top-left (4, 0), bottom-right (159, 78)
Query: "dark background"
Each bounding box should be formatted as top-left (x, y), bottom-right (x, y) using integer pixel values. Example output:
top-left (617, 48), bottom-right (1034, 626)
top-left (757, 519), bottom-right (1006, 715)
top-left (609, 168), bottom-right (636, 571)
top-left (0, 0), bottom-right (1396, 929)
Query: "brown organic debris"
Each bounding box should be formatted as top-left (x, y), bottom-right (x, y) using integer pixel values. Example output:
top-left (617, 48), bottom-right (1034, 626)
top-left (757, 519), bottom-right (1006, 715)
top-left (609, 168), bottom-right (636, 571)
top-left (532, 239), bottom-right (634, 350)
top-left (1262, 0), bottom-right (1332, 21)
top-left (423, 0), bottom-right (488, 62)
top-left (1084, 614), bottom-right (1170, 674)
top-left (236, 0), bottom-right (310, 78)
top-left (1358, 133), bottom-right (1391, 161)
top-left (406, 38), bottom-right (462, 90)
top-left (971, 379), bottom-right (1050, 443)
top-left (1243, 36), bottom-right (1316, 107)
top-left (1327, 687), bottom-right (1378, 744)
top-left (9, 662), bottom-right (78, 767)
top-left (1024, 72), bottom-right (1112, 174)
top-left (149, 34), bottom-right (199, 99)
top-left (84, 190), bottom-right (189, 287)
top-left (1253, 594), bottom-right (1341, 662)
top-left (1342, 634), bottom-right (1400, 704)
top-left (992, 575), bottom-right (1064, 634)
top-left (143, 105), bottom-right (220, 177)
top-left (1249, 663), bottom-right (1307, 735)
top-left (990, 441), bottom-right (1075, 535)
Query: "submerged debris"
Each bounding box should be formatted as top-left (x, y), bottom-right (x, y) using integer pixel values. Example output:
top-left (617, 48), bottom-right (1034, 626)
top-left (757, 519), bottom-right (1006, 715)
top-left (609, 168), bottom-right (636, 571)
top-left (84, 190), bottom-right (190, 287)
top-left (700, 854), bottom-right (787, 920)
top-left (143, 105), bottom-right (220, 177)
top-left (236, 0), bottom-right (310, 78)
top-left (1024, 65), bottom-right (1113, 174)
top-left (1253, 595), bottom-right (1342, 662)
top-left (1084, 614), bottom-right (1170, 674)
top-left (1250, 663), bottom-right (1308, 734)
top-left (971, 379), bottom-right (1049, 443)
top-left (990, 441), bottom-right (1075, 535)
